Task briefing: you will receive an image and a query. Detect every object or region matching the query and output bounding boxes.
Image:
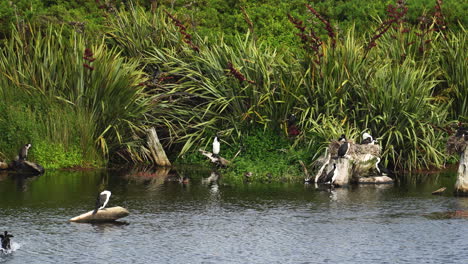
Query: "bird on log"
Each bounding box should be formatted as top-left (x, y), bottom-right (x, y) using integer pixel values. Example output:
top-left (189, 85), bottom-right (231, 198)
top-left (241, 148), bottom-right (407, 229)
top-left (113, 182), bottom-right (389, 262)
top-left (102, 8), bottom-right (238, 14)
top-left (93, 190), bottom-right (111, 215)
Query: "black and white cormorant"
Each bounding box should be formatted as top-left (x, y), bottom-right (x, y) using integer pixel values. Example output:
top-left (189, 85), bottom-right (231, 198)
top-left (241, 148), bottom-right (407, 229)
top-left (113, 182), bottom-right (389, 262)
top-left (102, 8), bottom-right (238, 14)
top-left (338, 134), bottom-right (346, 142)
top-left (18, 143), bottom-right (31, 161)
top-left (375, 158), bottom-right (393, 176)
top-left (361, 132), bottom-right (375, 144)
top-left (92, 190), bottom-right (111, 215)
top-left (338, 139), bottom-right (350, 158)
top-left (318, 163), bottom-right (337, 185)
top-left (0, 231), bottom-right (13, 250)
top-left (212, 135), bottom-right (220, 157)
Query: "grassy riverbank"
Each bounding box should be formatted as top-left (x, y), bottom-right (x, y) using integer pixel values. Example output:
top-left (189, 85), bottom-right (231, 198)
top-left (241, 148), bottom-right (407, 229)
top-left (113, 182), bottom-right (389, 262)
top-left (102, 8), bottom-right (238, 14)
top-left (0, 1), bottom-right (466, 180)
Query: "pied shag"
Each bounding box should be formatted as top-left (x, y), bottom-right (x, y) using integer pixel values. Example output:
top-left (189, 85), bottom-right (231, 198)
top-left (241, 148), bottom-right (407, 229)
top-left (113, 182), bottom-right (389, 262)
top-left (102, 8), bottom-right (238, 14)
top-left (375, 158), bottom-right (393, 176)
top-left (338, 139), bottom-right (350, 158)
top-left (0, 231), bottom-right (13, 250)
top-left (338, 134), bottom-right (346, 142)
top-left (318, 163), bottom-right (337, 185)
top-left (361, 132), bottom-right (375, 144)
top-left (92, 190), bottom-right (111, 215)
top-left (18, 143), bottom-right (32, 161)
top-left (212, 136), bottom-right (220, 157)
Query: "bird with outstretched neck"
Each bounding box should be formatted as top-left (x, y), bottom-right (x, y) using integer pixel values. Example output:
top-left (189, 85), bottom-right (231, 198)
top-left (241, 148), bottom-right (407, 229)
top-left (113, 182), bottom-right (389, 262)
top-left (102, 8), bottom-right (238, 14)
top-left (92, 190), bottom-right (111, 215)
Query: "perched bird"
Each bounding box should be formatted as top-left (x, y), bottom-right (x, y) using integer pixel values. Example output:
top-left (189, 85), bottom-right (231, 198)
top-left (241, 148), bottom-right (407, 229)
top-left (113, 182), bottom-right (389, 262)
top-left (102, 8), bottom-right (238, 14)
top-left (375, 158), bottom-right (393, 177)
top-left (18, 143), bottom-right (32, 161)
top-left (212, 136), bottom-right (220, 157)
top-left (338, 134), bottom-right (346, 142)
top-left (92, 190), bottom-right (111, 215)
top-left (0, 231), bottom-right (13, 250)
top-left (318, 163), bottom-right (337, 185)
top-left (361, 132), bottom-right (375, 144)
top-left (338, 139), bottom-right (350, 158)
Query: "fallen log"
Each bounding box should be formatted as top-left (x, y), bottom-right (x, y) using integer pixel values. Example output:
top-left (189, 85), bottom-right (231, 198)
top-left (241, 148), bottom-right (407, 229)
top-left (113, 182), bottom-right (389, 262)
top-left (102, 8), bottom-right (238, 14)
top-left (69, 206), bottom-right (129, 223)
top-left (11, 160), bottom-right (45, 175)
top-left (432, 187), bottom-right (446, 195)
top-left (199, 149), bottom-right (230, 167)
top-left (147, 127), bottom-right (171, 167)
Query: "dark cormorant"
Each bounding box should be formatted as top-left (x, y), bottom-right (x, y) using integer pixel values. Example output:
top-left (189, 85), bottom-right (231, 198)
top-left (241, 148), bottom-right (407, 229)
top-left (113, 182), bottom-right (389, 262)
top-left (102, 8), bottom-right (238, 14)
top-left (92, 190), bottom-right (111, 215)
top-left (338, 140), bottom-right (350, 158)
top-left (0, 231), bottom-right (13, 250)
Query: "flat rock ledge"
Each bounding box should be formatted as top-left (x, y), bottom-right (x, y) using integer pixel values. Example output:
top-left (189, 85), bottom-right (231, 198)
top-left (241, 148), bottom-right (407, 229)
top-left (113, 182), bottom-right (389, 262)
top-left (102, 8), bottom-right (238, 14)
top-left (69, 206), bottom-right (129, 223)
top-left (354, 176), bottom-right (394, 184)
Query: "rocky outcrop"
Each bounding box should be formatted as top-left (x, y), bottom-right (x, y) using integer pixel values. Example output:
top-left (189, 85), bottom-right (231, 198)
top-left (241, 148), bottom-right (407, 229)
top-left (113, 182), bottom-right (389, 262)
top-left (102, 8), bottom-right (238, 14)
top-left (312, 140), bottom-right (393, 186)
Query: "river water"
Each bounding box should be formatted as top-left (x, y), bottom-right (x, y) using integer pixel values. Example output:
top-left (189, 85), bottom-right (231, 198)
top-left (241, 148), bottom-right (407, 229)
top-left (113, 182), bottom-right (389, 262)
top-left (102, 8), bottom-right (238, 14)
top-left (0, 167), bottom-right (467, 263)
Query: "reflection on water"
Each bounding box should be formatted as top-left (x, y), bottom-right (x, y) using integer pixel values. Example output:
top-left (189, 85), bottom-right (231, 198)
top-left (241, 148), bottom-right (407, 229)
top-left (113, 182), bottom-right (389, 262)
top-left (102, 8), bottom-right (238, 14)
top-left (1, 167), bottom-right (467, 264)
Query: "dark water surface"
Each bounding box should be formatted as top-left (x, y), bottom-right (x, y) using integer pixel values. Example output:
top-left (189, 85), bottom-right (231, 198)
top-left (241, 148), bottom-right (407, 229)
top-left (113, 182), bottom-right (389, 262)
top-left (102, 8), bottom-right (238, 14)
top-left (1, 167), bottom-right (467, 263)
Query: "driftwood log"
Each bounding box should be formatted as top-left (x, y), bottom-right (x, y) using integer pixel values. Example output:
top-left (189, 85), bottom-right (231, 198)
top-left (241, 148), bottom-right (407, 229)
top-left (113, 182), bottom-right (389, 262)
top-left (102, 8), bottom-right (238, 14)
top-left (432, 187), bottom-right (447, 195)
top-left (446, 134), bottom-right (468, 195)
top-left (199, 149), bottom-right (230, 167)
top-left (147, 127), bottom-right (171, 167)
top-left (69, 206), bottom-right (129, 223)
top-left (11, 160), bottom-right (45, 175)
top-left (311, 141), bottom-right (393, 186)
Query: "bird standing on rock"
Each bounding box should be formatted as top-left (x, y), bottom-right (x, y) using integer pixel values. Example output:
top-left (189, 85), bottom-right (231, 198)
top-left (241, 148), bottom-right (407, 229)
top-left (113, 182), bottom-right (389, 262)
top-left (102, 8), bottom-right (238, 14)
top-left (18, 143), bottom-right (32, 161)
top-left (338, 137), bottom-right (350, 158)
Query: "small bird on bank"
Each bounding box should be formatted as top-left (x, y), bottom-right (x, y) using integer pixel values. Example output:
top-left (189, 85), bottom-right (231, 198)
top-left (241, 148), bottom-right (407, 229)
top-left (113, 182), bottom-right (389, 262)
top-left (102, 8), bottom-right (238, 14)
top-left (212, 135), bottom-right (220, 158)
top-left (337, 136), bottom-right (350, 158)
top-left (92, 190), bottom-right (111, 215)
top-left (0, 231), bottom-right (14, 250)
top-left (18, 143), bottom-right (32, 161)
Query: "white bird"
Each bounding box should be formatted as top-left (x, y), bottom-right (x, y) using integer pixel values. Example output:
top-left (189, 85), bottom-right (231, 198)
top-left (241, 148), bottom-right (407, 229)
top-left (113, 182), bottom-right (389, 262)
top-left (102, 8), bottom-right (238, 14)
top-left (93, 190), bottom-right (111, 214)
top-left (361, 132), bottom-right (375, 144)
top-left (212, 136), bottom-right (220, 157)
